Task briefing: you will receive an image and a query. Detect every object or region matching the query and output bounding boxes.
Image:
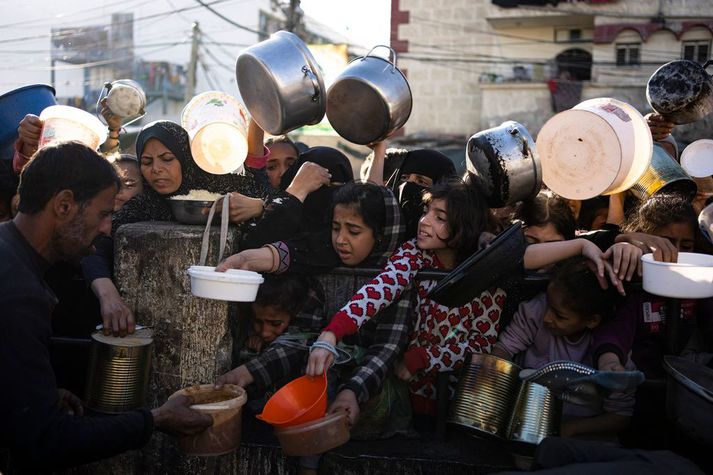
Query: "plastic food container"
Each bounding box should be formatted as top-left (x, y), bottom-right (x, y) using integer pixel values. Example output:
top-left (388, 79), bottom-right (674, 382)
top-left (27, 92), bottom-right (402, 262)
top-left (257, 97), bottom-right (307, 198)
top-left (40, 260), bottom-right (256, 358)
top-left (274, 411), bottom-right (350, 456)
top-left (169, 384), bottom-right (247, 456)
top-left (39, 105), bottom-right (107, 150)
top-left (256, 373), bottom-right (327, 427)
top-left (642, 252), bottom-right (713, 299)
top-left (187, 266), bottom-right (264, 302)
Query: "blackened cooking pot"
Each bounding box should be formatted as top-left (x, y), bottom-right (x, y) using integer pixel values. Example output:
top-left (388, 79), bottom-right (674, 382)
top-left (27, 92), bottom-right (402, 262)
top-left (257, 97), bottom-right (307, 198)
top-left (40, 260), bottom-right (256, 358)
top-left (647, 60), bottom-right (713, 125)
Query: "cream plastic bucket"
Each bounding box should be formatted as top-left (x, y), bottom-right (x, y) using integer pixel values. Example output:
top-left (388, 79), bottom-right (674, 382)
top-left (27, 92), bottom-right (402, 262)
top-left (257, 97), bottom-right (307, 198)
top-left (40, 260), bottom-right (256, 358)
top-left (181, 91), bottom-right (249, 175)
top-left (537, 97), bottom-right (652, 200)
top-left (39, 105), bottom-right (107, 150)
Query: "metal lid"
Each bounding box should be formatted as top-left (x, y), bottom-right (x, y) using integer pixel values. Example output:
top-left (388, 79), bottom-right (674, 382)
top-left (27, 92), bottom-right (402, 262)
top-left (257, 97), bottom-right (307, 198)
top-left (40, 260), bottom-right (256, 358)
top-left (91, 327), bottom-right (154, 346)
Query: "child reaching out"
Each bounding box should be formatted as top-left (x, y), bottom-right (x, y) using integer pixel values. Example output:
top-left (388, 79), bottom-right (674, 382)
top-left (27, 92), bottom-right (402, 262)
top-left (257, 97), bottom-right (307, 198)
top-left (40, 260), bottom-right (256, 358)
top-left (491, 257), bottom-right (636, 438)
top-left (307, 177), bottom-right (626, 416)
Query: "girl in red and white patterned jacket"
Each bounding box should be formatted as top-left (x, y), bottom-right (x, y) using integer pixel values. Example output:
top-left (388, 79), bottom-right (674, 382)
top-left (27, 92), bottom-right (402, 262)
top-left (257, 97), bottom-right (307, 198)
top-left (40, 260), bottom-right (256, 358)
top-left (308, 177), bottom-right (615, 416)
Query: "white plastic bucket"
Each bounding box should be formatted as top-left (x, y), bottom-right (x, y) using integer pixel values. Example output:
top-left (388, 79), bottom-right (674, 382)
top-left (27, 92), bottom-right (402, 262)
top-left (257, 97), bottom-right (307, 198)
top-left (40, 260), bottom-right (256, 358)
top-left (181, 91), bottom-right (249, 175)
top-left (642, 252), bottom-right (713, 299)
top-left (537, 97), bottom-right (652, 200)
top-left (681, 139), bottom-right (713, 178)
top-left (187, 265), bottom-right (264, 302)
top-left (39, 105), bottom-right (107, 151)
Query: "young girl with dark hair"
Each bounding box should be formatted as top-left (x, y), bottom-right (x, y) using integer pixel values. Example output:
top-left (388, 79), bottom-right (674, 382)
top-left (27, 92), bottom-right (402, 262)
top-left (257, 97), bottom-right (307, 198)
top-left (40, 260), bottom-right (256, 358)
top-left (492, 257), bottom-right (634, 438)
top-left (515, 190), bottom-right (577, 243)
top-left (307, 177), bottom-right (618, 416)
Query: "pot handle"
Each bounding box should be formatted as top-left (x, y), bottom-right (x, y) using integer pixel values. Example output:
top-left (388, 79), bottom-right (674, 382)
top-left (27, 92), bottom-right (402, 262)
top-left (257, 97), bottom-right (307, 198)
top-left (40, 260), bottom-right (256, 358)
top-left (301, 65), bottom-right (321, 103)
top-left (363, 45), bottom-right (398, 72)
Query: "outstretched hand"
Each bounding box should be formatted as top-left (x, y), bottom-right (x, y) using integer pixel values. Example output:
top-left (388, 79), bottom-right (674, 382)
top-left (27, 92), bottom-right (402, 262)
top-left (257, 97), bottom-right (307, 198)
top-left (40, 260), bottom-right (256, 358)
top-left (306, 331), bottom-right (336, 377)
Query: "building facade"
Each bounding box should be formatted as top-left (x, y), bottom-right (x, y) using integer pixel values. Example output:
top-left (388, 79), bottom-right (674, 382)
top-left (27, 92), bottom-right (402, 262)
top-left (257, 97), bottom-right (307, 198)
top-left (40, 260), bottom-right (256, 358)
top-left (392, 0), bottom-right (713, 142)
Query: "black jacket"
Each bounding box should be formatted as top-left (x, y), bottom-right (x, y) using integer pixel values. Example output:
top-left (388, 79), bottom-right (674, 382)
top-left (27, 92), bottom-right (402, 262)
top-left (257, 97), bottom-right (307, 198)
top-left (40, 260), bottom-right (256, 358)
top-left (0, 222), bottom-right (152, 472)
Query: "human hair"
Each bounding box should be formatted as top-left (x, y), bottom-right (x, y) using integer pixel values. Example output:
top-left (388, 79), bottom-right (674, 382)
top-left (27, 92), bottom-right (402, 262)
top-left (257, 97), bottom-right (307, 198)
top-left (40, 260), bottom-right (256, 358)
top-left (253, 274), bottom-right (309, 317)
top-left (515, 190), bottom-right (576, 240)
top-left (623, 193), bottom-right (697, 235)
top-left (332, 181), bottom-right (386, 239)
top-left (17, 141), bottom-right (120, 215)
top-left (423, 176), bottom-right (489, 263)
top-left (265, 135), bottom-right (299, 156)
top-left (577, 196), bottom-right (609, 230)
top-left (549, 256), bottom-right (617, 322)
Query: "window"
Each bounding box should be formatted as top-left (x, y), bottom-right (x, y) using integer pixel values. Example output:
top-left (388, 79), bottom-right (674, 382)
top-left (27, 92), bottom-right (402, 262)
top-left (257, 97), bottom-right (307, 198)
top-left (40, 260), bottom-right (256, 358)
top-left (682, 41), bottom-right (710, 63)
top-left (616, 43), bottom-right (640, 66)
top-left (570, 29), bottom-right (582, 41)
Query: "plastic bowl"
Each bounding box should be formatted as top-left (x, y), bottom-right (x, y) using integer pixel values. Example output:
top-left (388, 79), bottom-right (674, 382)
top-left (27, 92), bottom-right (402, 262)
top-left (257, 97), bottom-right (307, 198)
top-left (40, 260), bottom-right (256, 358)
top-left (169, 384), bottom-right (247, 456)
top-left (256, 374), bottom-right (327, 428)
top-left (187, 266), bottom-right (264, 302)
top-left (642, 252), bottom-right (713, 299)
top-left (681, 139), bottom-right (713, 178)
top-left (274, 411), bottom-right (350, 456)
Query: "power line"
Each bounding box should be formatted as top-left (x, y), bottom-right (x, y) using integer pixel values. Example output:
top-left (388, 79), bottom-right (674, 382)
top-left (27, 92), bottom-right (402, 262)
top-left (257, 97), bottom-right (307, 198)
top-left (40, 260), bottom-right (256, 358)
top-left (193, 0), bottom-right (262, 35)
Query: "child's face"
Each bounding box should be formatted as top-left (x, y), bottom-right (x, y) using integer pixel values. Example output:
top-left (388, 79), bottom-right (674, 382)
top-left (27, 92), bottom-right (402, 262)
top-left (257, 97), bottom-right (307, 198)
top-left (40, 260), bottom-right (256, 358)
top-left (417, 198), bottom-right (450, 250)
top-left (266, 142), bottom-right (298, 189)
top-left (114, 162), bottom-right (143, 211)
top-left (543, 285), bottom-right (599, 338)
top-left (332, 203), bottom-right (376, 266)
top-left (653, 222), bottom-right (695, 252)
top-left (525, 223), bottom-right (564, 244)
top-left (252, 304), bottom-right (291, 344)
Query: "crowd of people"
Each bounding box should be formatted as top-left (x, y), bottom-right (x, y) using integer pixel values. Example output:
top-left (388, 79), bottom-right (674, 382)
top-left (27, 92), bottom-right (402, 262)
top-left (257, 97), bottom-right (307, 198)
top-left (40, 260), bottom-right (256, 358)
top-left (0, 84), bottom-right (711, 475)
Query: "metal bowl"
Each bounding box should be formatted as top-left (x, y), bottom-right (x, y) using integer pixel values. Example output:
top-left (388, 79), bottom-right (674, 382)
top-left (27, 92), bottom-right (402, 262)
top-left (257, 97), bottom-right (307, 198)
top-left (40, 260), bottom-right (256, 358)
top-left (169, 199), bottom-right (220, 225)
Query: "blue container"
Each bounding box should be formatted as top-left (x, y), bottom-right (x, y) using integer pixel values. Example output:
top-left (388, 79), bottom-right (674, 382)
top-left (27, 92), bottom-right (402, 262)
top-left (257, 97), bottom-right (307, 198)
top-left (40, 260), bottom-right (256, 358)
top-left (0, 84), bottom-right (57, 152)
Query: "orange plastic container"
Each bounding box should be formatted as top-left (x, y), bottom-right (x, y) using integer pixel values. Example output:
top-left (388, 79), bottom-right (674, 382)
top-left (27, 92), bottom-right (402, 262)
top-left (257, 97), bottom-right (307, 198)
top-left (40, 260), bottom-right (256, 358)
top-left (256, 374), bottom-right (327, 428)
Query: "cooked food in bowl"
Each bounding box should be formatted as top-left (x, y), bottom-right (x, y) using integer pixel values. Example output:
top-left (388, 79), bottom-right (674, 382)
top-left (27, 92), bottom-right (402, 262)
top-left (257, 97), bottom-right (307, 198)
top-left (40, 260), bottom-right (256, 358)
top-left (169, 190), bottom-right (223, 224)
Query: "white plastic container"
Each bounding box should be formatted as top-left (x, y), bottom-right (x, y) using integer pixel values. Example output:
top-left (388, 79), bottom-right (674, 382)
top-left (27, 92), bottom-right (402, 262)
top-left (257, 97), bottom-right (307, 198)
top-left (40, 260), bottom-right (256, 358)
top-left (681, 139), bottom-right (713, 178)
top-left (642, 252), bottom-right (713, 299)
top-left (181, 91), bottom-right (249, 175)
top-left (537, 97), bottom-right (652, 200)
top-left (187, 265), bottom-right (264, 302)
top-left (39, 105), bottom-right (107, 150)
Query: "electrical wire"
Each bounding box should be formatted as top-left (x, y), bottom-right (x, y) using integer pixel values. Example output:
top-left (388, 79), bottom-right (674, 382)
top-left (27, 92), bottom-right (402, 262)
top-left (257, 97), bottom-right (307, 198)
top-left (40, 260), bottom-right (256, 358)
top-left (193, 0), bottom-right (263, 35)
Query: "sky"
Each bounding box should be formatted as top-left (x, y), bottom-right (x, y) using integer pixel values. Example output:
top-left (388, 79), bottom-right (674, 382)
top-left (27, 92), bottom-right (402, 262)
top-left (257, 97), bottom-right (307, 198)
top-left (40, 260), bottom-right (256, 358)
top-left (301, 0), bottom-right (391, 48)
top-left (0, 0), bottom-right (392, 95)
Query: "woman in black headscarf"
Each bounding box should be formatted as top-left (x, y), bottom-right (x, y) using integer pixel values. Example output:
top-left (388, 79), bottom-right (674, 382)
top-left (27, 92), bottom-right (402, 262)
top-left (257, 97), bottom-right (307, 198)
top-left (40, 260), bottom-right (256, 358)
top-left (241, 146), bottom-right (354, 249)
top-left (83, 121), bottom-right (266, 337)
top-left (113, 120), bottom-right (266, 229)
top-left (385, 149), bottom-right (456, 240)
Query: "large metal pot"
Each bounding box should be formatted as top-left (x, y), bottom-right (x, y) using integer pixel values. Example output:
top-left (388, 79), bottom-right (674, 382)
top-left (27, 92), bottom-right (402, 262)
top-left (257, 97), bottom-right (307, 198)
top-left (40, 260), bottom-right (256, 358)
top-left (663, 356), bottom-right (713, 445)
top-left (327, 46), bottom-right (412, 145)
top-left (236, 31), bottom-right (326, 135)
top-left (466, 121), bottom-right (541, 207)
top-left (647, 60), bottom-right (713, 125)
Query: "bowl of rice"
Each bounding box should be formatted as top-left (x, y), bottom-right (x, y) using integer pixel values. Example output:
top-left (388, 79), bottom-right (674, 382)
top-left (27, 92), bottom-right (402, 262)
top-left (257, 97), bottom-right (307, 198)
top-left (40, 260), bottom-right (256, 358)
top-left (169, 190), bottom-right (223, 225)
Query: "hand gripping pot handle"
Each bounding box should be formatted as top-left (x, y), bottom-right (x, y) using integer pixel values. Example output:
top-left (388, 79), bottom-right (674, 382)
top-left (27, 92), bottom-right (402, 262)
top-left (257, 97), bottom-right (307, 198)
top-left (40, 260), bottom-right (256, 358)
top-left (301, 65), bottom-right (321, 103)
top-left (362, 45), bottom-right (398, 73)
top-left (199, 194), bottom-right (231, 266)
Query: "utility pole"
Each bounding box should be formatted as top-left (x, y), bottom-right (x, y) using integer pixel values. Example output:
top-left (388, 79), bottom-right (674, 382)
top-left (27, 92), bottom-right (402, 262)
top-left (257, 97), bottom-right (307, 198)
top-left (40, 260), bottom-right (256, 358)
top-left (186, 22), bottom-right (201, 102)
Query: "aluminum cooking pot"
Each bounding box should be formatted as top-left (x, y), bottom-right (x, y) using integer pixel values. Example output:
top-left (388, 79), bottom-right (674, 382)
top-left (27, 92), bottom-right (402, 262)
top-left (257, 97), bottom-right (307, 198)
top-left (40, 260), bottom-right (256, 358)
top-left (629, 143), bottom-right (696, 201)
top-left (467, 121), bottom-right (541, 207)
top-left (236, 31), bottom-right (326, 135)
top-left (327, 46), bottom-right (412, 145)
top-left (647, 60), bottom-right (713, 125)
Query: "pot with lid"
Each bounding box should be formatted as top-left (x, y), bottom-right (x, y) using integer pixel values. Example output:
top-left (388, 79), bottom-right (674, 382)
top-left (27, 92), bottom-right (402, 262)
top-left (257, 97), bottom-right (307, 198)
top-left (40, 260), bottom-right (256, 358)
top-left (236, 31), bottom-right (325, 135)
top-left (466, 121), bottom-right (541, 207)
top-left (327, 46), bottom-right (412, 145)
top-left (96, 79), bottom-right (147, 126)
top-left (647, 60), bottom-right (713, 125)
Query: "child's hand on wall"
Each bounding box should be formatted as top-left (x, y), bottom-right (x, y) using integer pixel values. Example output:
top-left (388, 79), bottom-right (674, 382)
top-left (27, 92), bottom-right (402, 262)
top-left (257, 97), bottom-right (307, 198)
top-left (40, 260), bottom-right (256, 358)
top-left (214, 365), bottom-right (255, 389)
top-left (329, 389), bottom-right (360, 426)
top-left (394, 359), bottom-right (414, 382)
top-left (597, 352), bottom-right (626, 372)
top-left (246, 335), bottom-right (264, 353)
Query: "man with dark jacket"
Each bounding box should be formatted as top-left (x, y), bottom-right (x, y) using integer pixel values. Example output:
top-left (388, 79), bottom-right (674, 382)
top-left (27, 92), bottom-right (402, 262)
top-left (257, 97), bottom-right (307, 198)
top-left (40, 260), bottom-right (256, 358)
top-left (0, 141), bottom-right (211, 472)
